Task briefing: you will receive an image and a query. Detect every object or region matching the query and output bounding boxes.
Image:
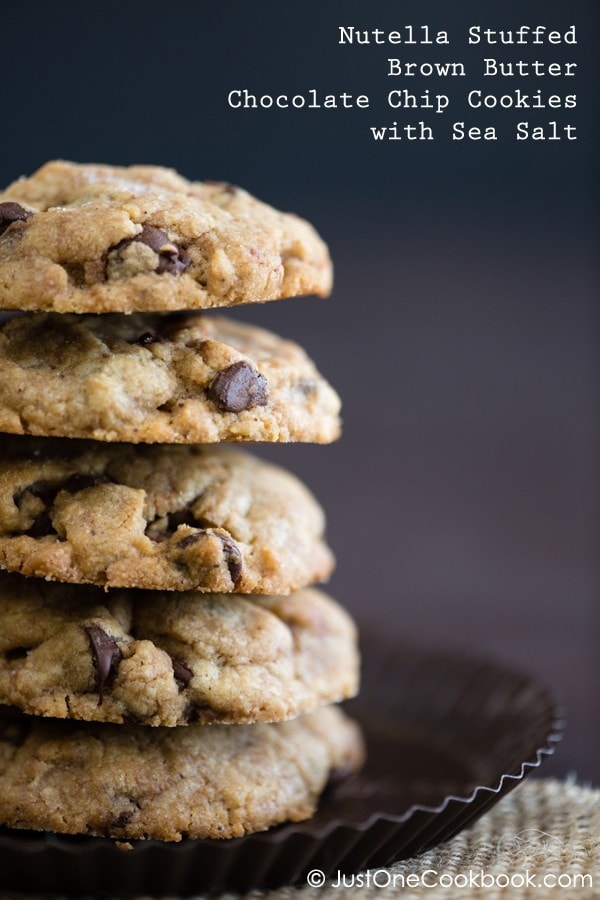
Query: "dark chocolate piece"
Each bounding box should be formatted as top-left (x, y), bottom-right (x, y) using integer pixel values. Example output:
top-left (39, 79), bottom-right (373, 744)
top-left (84, 625), bottom-right (122, 703)
top-left (176, 531), bottom-right (207, 550)
top-left (111, 225), bottom-right (191, 275)
top-left (208, 362), bottom-right (269, 413)
top-left (0, 202), bottom-right (33, 236)
top-left (171, 659), bottom-right (193, 687)
top-left (218, 532), bottom-right (243, 585)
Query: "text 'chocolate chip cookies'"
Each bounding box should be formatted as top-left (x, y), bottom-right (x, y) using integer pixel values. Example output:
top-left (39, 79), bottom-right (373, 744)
top-left (0, 161), bottom-right (363, 849)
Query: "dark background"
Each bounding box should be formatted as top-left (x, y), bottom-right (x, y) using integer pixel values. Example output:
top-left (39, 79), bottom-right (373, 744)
top-left (1, 0), bottom-right (598, 781)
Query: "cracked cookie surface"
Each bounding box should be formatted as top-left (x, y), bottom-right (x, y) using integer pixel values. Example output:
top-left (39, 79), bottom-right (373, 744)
top-left (0, 312), bottom-right (340, 444)
top-left (0, 574), bottom-right (358, 726)
top-left (0, 705), bottom-right (364, 840)
top-left (0, 161), bottom-right (332, 313)
top-left (0, 437), bottom-right (333, 592)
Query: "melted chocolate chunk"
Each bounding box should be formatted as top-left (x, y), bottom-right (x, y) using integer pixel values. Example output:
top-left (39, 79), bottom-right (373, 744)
top-left (176, 531), bottom-right (207, 550)
top-left (218, 532), bottom-right (243, 585)
top-left (0, 202), bottom-right (33, 236)
top-left (112, 225), bottom-right (191, 276)
top-left (208, 362), bottom-right (269, 413)
top-left (173, 528), bottom-right (241, 583)
top-left (171, 658), bottom-right (193, 687)
top-left (84, 625), bottom-right (122, 703)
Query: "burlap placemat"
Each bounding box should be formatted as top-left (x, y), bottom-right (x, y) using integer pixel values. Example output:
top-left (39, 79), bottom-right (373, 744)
top-left (238, 778), bottom-right (599, 900)
top-left (1, 778), bottom-right (598, 899)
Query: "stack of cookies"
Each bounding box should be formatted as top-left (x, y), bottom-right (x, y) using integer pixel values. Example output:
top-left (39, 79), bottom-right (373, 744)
top-left (0, 162), bottom-right (363, 842)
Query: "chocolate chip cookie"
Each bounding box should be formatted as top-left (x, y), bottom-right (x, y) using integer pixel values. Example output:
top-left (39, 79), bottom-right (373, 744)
top-left (0, 312), bottom-right (340, 444)
top-left (0, 437), bottom-right (333, 592)
top-left (0, 574), bottom-right (358, 725)
top-left (0, 161), bottom-right (332, 313)
top-left (0, 705), bottom-right (364, 840)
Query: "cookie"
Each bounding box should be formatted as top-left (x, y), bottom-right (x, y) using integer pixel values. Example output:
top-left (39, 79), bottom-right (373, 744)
top-left (0, 705), bottom-right (363, 841)
top-left (0, 161), bottom-right (332, 313)
top-left (0, 573), bottom-right (358, 726)
top-left (0, 312), bottom-right (340, 444)
top-left (0, 437), bottom-right (333, 592)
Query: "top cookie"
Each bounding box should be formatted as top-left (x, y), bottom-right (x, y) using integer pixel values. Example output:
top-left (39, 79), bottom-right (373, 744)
top-left (0, 161), bottom-right (332, 313)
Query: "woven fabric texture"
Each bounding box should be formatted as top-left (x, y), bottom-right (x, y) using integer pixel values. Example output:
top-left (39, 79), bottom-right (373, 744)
top-left (244, 778), bottom-right (600, 900)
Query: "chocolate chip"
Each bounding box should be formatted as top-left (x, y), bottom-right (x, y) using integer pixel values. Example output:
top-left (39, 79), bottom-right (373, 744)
top-left (176, 531), bottom-right (206, 550)
top-left (111, 225), bottom-right (191, 276)
top-left (208, 362), bottom-right (269, 413)
top-left (0, 202), bottom-right (33, 237)
top-left (135, 225), bottom-right (172, 254)
top-left (171, 658), bottom-right (193, 687)
top-left (84, 625), bottom-right (122, 703)
top-left (173, 528), bottom-right (241, 583)
top-left (218, 532), bottom-right (243, 585)
top-left (134, 331), bottom-right (165, 347)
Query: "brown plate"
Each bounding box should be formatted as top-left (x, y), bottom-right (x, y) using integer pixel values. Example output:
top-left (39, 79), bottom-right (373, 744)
top-left (0, 638), bottom-right (562, 895)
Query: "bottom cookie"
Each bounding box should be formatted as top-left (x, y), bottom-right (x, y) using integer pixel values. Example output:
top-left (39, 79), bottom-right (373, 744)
top-left (0, 705), bottom-right (363, 841)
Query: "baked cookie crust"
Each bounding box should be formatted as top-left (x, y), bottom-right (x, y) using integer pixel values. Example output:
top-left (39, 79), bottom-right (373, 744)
top-left (0, 575), bottom-right (358, 726)
top-left (0, 438), bottom-right (334, 592)
top-left (0, 161), bottom-right (332, 313)
top-left (0, 705), bottom-right (364, 840)
top-left (0, 312), bottom-right (340, 444)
